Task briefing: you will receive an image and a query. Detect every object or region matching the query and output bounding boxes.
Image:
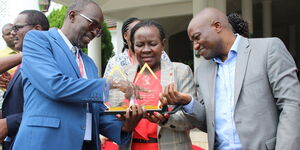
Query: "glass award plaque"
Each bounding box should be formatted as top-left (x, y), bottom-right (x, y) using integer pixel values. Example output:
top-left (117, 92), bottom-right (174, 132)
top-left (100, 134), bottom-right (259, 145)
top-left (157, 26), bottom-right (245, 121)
top-left (103, 63), bottom-right (163, 115)
top-left (104, 65), bottom-right (129, 114)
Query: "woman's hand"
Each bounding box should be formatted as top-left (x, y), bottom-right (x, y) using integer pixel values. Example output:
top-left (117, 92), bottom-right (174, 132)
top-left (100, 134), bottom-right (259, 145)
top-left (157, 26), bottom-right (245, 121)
top-left (146, 112), bottom-right (169, 124)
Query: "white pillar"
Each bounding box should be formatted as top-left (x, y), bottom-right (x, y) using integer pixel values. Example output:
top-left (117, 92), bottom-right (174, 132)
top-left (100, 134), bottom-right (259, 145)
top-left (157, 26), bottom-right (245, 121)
top-left (208, 0), bottom-right (213, 7)
top-left (262, 0), bottom-right (272, 37)
top-left (193, 0), bottom-right (208, 15)
top-left (241, 0), bottom-right (253, 35)
top-left (214, 0), bottom-right (227, 13)
top-left (193, 0), bottom-right (208, 71)
top-left (88, 38), bottom-right (102, 77)
top-left (116, 21), bottom-right (124, 55)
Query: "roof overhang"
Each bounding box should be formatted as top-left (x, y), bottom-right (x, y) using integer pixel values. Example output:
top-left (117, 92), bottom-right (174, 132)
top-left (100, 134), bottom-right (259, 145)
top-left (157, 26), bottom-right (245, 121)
top-left (52, 0), bottom-right (193, 20)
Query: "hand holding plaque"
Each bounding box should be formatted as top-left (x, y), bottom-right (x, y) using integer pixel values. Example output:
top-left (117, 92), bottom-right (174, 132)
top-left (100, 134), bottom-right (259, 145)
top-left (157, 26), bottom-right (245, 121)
top-left (103, 64), bottom-right (163, 114)
top-left (110, 79), bottom-right (133, 99)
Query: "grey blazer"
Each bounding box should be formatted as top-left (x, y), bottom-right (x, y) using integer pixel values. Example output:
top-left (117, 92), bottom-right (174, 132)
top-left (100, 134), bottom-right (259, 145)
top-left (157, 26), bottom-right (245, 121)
top-left (120, 61), bottom-right (196, 150)
top-left (186, 37), bottom-right (300, 150)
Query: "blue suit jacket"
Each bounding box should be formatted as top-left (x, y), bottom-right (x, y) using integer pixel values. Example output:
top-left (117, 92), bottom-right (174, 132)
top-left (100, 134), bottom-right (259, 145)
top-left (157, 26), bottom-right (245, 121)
top-left (12, 28), bottom-right (130, 150)
top-left (2, 68), bottom-right (23, 150)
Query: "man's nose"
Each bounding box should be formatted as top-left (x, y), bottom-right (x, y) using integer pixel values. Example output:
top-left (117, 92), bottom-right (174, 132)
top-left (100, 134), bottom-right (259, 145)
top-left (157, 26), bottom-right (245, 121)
top-left (10, 30), bottom-right (16, 36)
top-left (193, 41), bottom-right (200, 50)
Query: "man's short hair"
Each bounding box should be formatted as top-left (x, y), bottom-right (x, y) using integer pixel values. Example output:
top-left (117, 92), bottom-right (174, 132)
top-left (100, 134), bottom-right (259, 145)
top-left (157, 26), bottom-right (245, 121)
top-left (66, 0), bottom-right (97, 18)
top-left (19, 10), bottom-right (49, 31)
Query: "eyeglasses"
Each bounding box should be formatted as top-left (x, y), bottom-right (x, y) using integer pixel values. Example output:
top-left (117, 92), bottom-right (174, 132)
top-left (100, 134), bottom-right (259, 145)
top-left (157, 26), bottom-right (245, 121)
top-left (78, 13), bottom-right (102, 37)
top-left (12, 24), bottom-right (35, 32)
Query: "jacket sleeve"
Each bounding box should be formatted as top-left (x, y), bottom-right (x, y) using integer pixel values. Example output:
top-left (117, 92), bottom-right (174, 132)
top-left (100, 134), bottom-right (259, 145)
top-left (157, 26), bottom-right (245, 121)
top-left (6, 113), bottom-right (22, 137)
top-left (266, 38), bottom-right (300, 150)
top-left (21, 30), bottom-right (108, 103)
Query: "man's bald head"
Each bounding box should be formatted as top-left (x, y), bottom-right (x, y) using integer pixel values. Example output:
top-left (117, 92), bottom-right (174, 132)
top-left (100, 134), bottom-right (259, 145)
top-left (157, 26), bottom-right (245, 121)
top-left (188, 8), bottom-right (231, 32)
top-left (2, 23), bottom-right (14, 49)
top-left (2, 23), bottom-right (13, 34)
top-left (187, 8), bottom-right (236, 61)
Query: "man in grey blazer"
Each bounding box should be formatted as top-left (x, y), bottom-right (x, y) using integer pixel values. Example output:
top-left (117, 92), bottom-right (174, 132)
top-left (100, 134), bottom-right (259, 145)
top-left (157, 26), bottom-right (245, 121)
top-left (160, 8), bottom-right (300, 150)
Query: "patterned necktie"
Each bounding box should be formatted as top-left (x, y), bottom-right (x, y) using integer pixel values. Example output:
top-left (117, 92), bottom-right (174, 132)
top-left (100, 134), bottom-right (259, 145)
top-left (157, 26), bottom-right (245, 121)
top-left (73, 46), bottom-right (84, 77)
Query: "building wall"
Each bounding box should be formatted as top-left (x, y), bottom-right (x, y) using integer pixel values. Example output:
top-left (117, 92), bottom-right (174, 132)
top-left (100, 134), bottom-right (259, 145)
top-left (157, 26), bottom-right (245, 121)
top-left (169, 30), bottom-right (194, 70)
top-left (0, 0), bottom-right (39, 50)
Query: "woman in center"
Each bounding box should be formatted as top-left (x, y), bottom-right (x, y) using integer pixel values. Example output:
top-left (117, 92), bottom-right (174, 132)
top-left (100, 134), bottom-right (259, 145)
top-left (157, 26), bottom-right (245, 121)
top-left (120, 20), bottom-right (196, 150)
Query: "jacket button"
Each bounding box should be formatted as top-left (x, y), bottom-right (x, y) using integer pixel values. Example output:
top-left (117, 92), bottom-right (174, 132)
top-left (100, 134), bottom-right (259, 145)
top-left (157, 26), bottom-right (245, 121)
top-left (81, 125), bottom-right (86, 130)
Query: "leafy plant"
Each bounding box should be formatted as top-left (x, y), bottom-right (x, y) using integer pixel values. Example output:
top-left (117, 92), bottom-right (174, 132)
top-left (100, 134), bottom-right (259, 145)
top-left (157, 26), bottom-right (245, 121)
top-left (47, 6), bottom-right (67, 28)
top-left (100, 22), bottom-right (114, 73)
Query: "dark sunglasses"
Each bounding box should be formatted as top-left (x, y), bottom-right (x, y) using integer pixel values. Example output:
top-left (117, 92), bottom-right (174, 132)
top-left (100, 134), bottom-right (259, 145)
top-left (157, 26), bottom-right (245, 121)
top-left (12, 24), bottom-right (35, 32)
top-left (78, 13), bottom-right (102, 37)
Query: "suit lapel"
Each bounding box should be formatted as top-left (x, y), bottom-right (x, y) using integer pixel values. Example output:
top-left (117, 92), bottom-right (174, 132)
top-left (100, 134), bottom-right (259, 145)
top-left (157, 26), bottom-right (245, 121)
top-left (49, 29), bottom-right (81, 78)
top-left (206, 60), bottom-right (217, 119)
top-left (233, 37), bottom-right (251, 107)
top-left (4, 69), bottom-right (21, 98)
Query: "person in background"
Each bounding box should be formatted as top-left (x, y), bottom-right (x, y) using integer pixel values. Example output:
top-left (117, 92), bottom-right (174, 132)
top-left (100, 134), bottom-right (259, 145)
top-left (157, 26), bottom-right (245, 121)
top-left (227, 12), bottom-right (249, 38)
top-left (0, 10), bottom-right (49, 150)
top-left (160, 8), bottom-right (300, 150)
top-left (103, 17), bottom-right (170, 78)
top-left (0, 23), bottom-right (17, 114)
top-left (117, 20), bottom-right (196, 150)
top-left (0, 23), bottom-right (18, 72)
top-left (12, 1), bottom-right (144, 150)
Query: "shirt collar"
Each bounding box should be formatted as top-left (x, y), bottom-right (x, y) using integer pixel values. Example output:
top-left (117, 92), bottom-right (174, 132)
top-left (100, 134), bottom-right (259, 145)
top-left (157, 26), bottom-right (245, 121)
top-left (230, 34), bottom-right (241, 53)
top-left (6, 47), bottom-right (18, 55)
top-left (213, 34), bottom-right (241, 63)
top-left (57, 29), bottom-right (74, 51)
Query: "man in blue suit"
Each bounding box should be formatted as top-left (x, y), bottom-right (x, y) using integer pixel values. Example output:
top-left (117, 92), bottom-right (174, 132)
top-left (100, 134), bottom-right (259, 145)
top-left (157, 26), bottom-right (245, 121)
top-left (0, 10), bottom-right (49, 150)
top-left (12, 1), bottom-right (144, 150)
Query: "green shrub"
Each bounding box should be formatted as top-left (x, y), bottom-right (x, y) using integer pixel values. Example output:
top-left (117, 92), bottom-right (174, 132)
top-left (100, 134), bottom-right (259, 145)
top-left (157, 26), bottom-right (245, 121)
top-left (47, 6), bottom-right (67, 28)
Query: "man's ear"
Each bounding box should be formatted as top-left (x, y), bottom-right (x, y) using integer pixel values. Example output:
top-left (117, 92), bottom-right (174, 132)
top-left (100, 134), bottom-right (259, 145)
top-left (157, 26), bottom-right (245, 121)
top-left (68, 10), bottom-right (76, 23)
top-left (212, 21), bottom-right (222, 33)
top-left (33, 25), bottom-right (43, 31)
